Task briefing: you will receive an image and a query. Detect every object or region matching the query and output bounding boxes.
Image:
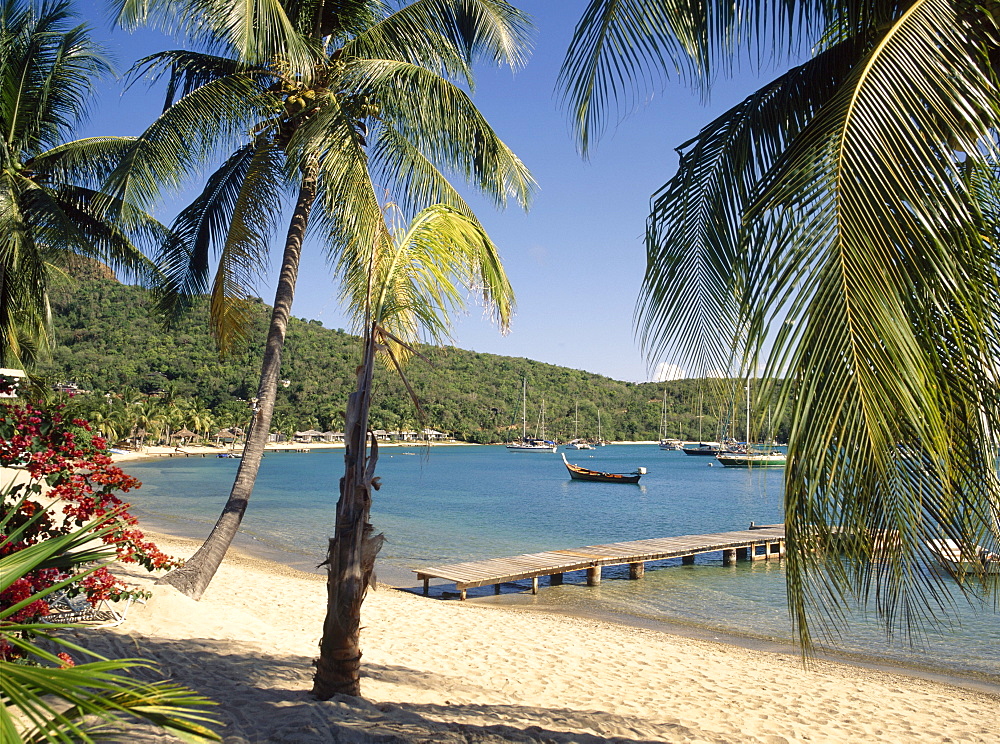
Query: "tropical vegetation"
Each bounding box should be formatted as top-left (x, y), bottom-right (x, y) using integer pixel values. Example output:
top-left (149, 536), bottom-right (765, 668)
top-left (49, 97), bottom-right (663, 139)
top-left (0, 0), bottom-right (160, 368)
top-left (34, 277), bottom-right (780, 445)
top-left (559, 0), bottom-right (1000, 649)
top-left (0, 390), bottom-right (219, 742)
top-left (104, 0), bottom-right (533, 602)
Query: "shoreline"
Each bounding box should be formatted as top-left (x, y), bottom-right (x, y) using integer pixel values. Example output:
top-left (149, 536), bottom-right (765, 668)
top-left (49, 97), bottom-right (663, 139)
top-left (108, 440), bottom-right (478, 463)
top-left (87, 529), bottom-right (999, 743)
top-left (139, 525), bottom-right (1000, 699)
top-left (109, 440), bottom-right (661, 463)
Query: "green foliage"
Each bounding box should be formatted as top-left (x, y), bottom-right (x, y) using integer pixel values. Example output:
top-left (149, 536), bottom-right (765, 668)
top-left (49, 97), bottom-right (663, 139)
top-left (0, 0), bottom-right (162, 367)
top-left (32, 278), bottom-right (786, 443)
top-left (0, 472), bottom-right (220, 743)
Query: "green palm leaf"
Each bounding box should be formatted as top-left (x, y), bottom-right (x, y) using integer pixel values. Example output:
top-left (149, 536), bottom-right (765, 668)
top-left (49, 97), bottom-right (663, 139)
top-left (559, 0), bottom-right (1000, 653)
top-left (346, 0), bottom-right (531, 81)
top-left (345, 57), bottom-right (534, 207)
top-left (111, 0), bottom-right (318, 72)
top-left (639, 34), bottom-right (871, 377)
top-left (156, 140), bottom-right (286, 351)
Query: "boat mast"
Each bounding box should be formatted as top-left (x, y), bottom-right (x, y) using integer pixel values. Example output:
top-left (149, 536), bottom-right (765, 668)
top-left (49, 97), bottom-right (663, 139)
top-left (660, 387), bottom-right (667, 441)
top-left (746, 377), bottom-right (751, 444)
top-left (521, 378), bottom-right (527, 440)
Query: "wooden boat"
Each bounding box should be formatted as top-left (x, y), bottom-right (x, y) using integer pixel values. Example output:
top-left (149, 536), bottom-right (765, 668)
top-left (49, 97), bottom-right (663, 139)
top-left (927, 539), bottom-right (1000, 575)
top-left (561, 453), bottom-right (645, 483)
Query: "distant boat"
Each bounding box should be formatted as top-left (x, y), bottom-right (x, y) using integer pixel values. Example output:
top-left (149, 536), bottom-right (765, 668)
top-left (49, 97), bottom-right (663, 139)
top-left (216, 452), bottom-right (242, 458)
top-left (507, 379), bottom-right (557, 453)
top-left (507, 439), bottom-right (557, 453)
top-left (657, 388), bottom-right (679, 449)
top-left (561, 453), bottom-right (645, 484)
top-left (566, 403), bottom-right (594, 449)
top-left (927, 539), bottom-right (1000, 575)
top-left (682, 442), bottom-right (723, 456)
top-left (716, 451), bottom-right (786, 468)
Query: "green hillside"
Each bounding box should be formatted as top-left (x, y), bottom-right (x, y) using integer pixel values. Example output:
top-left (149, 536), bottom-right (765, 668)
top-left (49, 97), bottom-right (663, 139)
top-left (32, 278), bottom-right (784, 443)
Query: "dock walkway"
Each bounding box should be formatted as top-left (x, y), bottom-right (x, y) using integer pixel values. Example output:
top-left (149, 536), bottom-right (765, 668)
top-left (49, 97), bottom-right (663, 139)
top-left (415, 524), bottom-right (785, 599)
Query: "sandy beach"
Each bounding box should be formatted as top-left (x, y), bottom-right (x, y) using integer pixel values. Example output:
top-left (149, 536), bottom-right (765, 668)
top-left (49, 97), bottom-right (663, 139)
top-left (108, 441), bottom-right (475, 464)
top-left (71, 532), bottom-right (999, 744)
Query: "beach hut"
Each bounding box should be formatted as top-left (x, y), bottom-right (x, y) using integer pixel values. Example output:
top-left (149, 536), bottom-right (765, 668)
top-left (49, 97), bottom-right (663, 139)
top-left (171, 427), bottom-right (197, 444)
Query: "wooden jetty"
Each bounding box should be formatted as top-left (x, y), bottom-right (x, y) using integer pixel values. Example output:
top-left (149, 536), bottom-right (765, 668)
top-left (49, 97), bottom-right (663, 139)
top-left (414, 524), bottom-right (785, 599)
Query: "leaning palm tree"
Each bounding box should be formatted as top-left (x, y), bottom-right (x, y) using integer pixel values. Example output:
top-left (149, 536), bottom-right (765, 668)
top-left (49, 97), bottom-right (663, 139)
top-left (312, 203), bottom-right (513, 698)
top-left (110, 0), bottom-right (533, 599)
top-left (559, 0), bottom-right (1000, 650)
top-left (0, 0), bottom-right (160, 368)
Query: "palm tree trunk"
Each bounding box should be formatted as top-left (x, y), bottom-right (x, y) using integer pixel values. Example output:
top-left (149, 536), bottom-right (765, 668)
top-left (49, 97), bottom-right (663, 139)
top-left (157, 165), bottom-right (319, 600)
top-left (312, 323), bottom-right (384, 699)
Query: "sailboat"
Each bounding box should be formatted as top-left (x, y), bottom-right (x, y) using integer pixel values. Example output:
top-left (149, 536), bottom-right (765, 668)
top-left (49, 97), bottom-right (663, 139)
top-left (566, 402), bottom-right (594, 449)
top-left (682, 390), bottom-right (722, 455)
top-left (506, 379), bottom-right (556, 453)
top-left (595, 408), bottom-right (607, 445)
top-left (658, 388), bottom-right (681, 449)
top-left (716, 378), bottom-right (787, 468)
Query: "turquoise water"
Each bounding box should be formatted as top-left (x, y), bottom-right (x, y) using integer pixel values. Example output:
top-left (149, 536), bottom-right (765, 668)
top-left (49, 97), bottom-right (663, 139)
top-left (122, 445), bottom-right (999, 682)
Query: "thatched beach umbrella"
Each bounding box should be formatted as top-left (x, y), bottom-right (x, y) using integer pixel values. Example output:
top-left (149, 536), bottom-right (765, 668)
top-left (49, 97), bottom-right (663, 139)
top-left (171, 427), bottom-right (196, 439)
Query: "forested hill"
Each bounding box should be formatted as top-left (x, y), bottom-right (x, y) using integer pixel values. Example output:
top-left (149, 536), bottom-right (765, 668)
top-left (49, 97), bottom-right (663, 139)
top-left (34, 278), bottom-right (777, 443)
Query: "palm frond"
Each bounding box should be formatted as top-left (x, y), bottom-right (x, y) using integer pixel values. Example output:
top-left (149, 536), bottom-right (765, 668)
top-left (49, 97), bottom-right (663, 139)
top-left (557, 0), bottom-right (826, 155)
top-left (155, 141), bottom-right (281, 322)
top-left (638, 34), bottom-right (871, 377)
top-left (367, 123), bottom-right (476, 221)
top-left (346, 0), bottom-right (531, 84)
top-left (344, 57), bottom-right (535, 209)
top-left (125, 50), bottom-right (254, 110)
top-left (111, 0), bottom-right (319, 72)
top-left (743, 0), bottom-right (1000, 648)
top-left (293, 90), bottom-right (384, 273)
top-left (0, 500), bottom-right (221, 743)
top-left (355, 203), bottom-right (513, 346)
top-left (208, 142), bottom-right (289, 352)
top-left (28, 137), bottom-right (143, 190)
top-left (102, 72), bottom-right (273, 212)
top-left (0, 0), bottom-right (113, 156)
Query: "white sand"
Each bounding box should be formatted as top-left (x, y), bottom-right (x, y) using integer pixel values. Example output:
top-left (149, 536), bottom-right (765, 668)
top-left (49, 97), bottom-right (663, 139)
top-left (72, 534), bottom-right (998, 743)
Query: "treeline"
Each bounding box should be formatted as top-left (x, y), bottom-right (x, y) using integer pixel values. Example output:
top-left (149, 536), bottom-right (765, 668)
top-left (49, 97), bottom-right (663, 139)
top-left (32, 278), bottom-right (788, 443)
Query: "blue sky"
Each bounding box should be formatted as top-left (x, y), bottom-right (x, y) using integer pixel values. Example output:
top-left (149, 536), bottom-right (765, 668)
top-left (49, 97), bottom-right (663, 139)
top-left (78, 0), bottom-right (780, 383)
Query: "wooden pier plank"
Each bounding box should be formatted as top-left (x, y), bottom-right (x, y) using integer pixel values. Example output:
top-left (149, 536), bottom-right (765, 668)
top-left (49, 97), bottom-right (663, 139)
top-left (415, 526), bottom-right (786, 594)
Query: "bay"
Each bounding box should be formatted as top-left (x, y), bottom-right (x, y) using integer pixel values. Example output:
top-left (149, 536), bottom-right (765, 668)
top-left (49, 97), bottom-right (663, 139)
top-left (122, 444), bottom-right (998, 683)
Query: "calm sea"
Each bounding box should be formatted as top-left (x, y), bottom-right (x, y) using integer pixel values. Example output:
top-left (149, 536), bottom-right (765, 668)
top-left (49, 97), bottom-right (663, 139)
top-left (122, 445), bottom-right (999, 684)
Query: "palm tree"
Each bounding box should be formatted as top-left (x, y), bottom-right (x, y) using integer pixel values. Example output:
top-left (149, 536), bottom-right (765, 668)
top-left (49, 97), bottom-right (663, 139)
top-left (312, 203), bottom-right (513, 698)
top-left (0, 0), bottom-right (160, 368)
top-left (110, 0), bottom-right (533, 600)
top-left (559, 1), bottom-right (1000, 650)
